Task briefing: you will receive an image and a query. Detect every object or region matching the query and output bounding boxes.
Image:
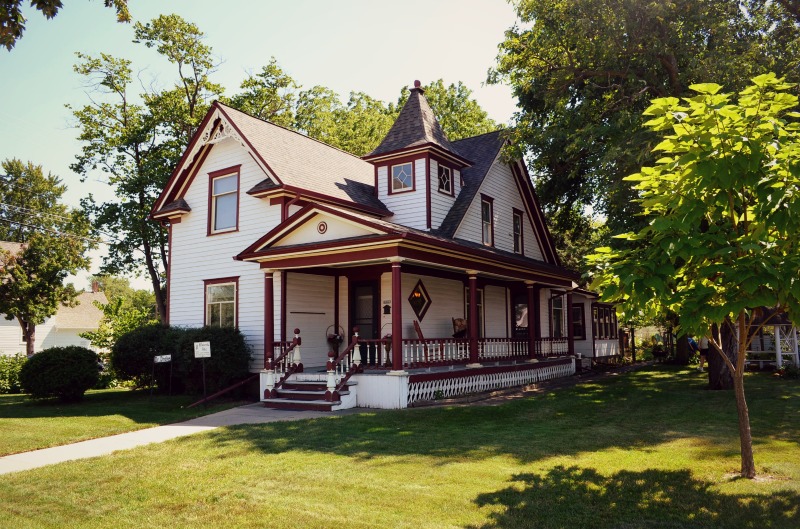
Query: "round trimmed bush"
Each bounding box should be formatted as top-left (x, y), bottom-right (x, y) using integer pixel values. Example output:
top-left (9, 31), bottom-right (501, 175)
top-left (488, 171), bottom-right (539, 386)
top-left (19, 346), bottom-right (100, 401)
top-left (111, 324), bottom-right (176, 387)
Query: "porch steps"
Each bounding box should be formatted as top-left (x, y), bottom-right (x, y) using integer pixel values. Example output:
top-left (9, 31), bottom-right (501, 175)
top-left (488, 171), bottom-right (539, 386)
top-left (262, 374), bottom-right (358, 411)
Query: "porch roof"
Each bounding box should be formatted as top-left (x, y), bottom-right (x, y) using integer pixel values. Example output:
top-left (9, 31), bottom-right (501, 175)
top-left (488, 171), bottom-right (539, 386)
top-left (235, 202), bottom-right (579, 286)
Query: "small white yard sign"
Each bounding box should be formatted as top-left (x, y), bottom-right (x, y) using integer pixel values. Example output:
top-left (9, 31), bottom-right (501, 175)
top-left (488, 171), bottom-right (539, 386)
top-left (194, 341), bottom-right (211, 358)
top-left (154, 355), bottom-right (172, 363)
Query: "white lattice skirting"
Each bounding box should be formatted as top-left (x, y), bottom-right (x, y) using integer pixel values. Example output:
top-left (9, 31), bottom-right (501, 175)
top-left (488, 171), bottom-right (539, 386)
top-left (406, 360), bottom-right (575, 406)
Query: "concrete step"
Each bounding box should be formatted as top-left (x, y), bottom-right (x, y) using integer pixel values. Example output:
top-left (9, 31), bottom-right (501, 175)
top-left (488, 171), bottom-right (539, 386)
top-left (262, 398), bottom-right (340, 412)
top-left (275, 389), bottom-right (350, 401)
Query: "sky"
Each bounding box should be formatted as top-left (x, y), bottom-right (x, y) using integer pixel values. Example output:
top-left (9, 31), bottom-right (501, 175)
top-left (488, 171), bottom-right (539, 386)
top-left (0, 0), bottom-right (520, 290)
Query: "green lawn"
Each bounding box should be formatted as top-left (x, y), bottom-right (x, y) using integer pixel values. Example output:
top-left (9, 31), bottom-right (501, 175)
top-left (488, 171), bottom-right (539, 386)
top-left (1, 366), bottom-right (798, 528)
top-left (0, 388), bottom-right (247, 456)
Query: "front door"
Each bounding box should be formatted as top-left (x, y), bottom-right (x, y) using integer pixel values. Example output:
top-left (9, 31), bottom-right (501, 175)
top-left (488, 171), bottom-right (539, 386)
top-left (351, 281), bottom-right (380, 365)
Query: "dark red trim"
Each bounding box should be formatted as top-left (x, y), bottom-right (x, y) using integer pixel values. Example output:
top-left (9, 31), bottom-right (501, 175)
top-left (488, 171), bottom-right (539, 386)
top-left (334, 274), bottom-right (340, 333)
top-left (373, 165), bottom-right (379, 197)
top-left (391, 262), bottom-right (403, 368)
top-left (166, 223), bottom-right (173, 325)
top-left (215, 104), bottom-right (284, 186)
top-left (207, 165), bottom-right (241, 236)
top-left (480, 194), bottom-right (495, 247)
top-left (566, 292), bottom-right (575, 356)
top-left (203, 276), bottom-right (240, 328)
top-left (512, 208), bottom-right (524, 255)
top-left (408, 357), bottom-right (572, 383)
top-left (432, 155), bottom-right (455, 197)
top-left (468, 274), bottom-right (479, 363)
top-left (387, 156), bottom-right (417, 195)
top-left (264, 272), bottom-right (274, 368)
top-left (151, 108), bottom-right (220, 216)
top-left (527, 284), bottom-right (536, 359)
top-left (281, 271), bottom-right (287, 343)
top-left (534, 285), bottom-right (541, 338)
top-left (426, 156), bottom-right (432, 229)
top-left (362, 142), bottom-right (473, 168)
top-left (510, 160), bottom-right (560, 265)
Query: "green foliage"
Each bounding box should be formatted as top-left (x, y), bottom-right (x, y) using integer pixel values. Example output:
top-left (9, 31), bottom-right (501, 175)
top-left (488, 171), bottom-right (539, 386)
top-left (111, 325), bottom-right (251, 394)
top-left (0, 354), bottom-right (26, 394)
top-left (0, 162), bottom-right (94, 356)
top-left (80, 275), bottom-right (157, 352)
top-left (492, 0), bottom-right (800, 237)
top-left (0, 0), bottom-right (130, 50)
top-left (588, 74), bottom-right (800, 335)
top-left (775, 363), bottom-right (800, 380)
top-left (228, 57), bottom-right (298, 128)
top-left (19, 346), bottom-right (100, 401)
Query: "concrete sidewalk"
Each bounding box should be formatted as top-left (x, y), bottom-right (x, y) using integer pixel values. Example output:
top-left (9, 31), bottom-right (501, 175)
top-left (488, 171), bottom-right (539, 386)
top-left (0, 403), bottom-right (358, 476)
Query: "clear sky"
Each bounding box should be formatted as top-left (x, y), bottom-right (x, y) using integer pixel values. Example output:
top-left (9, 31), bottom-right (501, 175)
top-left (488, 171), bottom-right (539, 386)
top-left (0, 0), bottom-right (520, 289)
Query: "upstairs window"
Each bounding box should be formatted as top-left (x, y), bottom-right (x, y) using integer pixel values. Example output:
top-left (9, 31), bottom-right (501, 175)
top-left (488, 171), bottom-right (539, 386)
top-left (208, 167), bottom-right (240, 235)
top-left (481, 195), bottom-right (494, 246)
top-left (390, 162), bottom-right (414, 193)
top-left (205, 278), bottom-right (237, 328)
top-left (513, 209), bottom-right (523, 254)
top-left (438, 164), bottom-right (452, 195)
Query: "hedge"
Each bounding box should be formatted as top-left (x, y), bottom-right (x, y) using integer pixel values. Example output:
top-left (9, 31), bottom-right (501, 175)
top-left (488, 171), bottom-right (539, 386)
top-left (19, 346), bottom-right (99, 401)
top-left (0, 354), bottom-right (26, 394)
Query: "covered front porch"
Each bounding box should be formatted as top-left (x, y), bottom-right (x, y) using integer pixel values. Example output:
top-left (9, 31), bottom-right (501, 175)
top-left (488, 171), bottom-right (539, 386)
top-left (236, 204), bottom-right (584, 410)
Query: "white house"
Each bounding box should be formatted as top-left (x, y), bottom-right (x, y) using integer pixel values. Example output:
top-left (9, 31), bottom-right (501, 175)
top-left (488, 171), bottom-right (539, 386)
top-left (151, 81), bottom-right (619, 410)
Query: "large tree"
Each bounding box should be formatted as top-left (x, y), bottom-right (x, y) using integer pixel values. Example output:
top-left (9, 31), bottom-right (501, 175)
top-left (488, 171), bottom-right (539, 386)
top-left (588, 74), bottom-right (800, 479)
top-left (492, 0), bottom-right (800, 239)
top-left (0, 160), bottom-right (94, 356)
top-left (71, 14), bottom-right (223, 325)
top-left (0, 0), bottom-right (129, 50)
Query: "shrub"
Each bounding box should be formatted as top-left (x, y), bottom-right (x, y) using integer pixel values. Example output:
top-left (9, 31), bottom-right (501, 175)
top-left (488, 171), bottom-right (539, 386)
top-left (0, 354), bottom-right (26, 394)
top-left (111, 325), bottom-right (252, 394)
top-left (111, 324), bottom-right (177, 387)
top-left (19, 346), bottom-right (100, 401)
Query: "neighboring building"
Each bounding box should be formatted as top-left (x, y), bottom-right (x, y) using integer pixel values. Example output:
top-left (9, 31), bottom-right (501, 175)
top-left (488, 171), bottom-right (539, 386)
top-left (151, 81), bottom-right (619, 410)
top-left (2, 240), bottom-right (108, 355)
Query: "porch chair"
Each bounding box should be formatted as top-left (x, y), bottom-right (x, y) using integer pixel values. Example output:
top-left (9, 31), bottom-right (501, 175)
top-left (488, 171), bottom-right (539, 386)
top-left (452, 317), bottom-right (467, 339)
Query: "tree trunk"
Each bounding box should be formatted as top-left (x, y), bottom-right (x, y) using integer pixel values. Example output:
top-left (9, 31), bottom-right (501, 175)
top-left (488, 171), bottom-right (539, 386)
top-left (20, 319), bottom-right (35, 357)
top-left (733, 369), bottom-right (756, 478)
top-left (708, 321), bottom-right (735, 390)
top-left (675, 334), bottom-right (690, 365)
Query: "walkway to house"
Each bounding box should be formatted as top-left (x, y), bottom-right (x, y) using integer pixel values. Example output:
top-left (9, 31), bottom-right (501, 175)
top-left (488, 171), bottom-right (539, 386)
top-left (0, 362), bottom-right (651, 476)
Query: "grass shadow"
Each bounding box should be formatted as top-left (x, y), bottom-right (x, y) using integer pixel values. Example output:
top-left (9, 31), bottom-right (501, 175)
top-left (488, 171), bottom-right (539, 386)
top-left (468, 465), bottom-right (800, 529)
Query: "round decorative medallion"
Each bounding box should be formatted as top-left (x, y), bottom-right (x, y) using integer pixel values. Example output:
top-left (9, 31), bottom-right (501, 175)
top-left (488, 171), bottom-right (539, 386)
top-left (317, 221), bottom-right (328, 234)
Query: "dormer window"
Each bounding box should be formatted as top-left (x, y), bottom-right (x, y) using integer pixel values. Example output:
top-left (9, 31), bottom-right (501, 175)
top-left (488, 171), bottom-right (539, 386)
top-left (391, 162), bottom-right (414, 193)
top-left (438, 164), bottom-right (453, 195)
top-left (208, 165), bottom-right (240, 235)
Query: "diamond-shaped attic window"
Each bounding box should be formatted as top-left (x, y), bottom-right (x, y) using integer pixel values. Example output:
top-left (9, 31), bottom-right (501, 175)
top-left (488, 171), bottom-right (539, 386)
top-left (408, 280), bottom-right (431, 321)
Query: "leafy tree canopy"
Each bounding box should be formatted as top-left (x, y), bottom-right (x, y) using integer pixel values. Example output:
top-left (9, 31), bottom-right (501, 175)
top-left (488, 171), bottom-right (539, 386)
top-left (0, 0), bottom-right (130, 50)
top-left (492, 0), bottom-right (800, 237)
top-left (0, 158), bottom-right (67, 241)
top-left (587, 74), bottom-right (800, 478)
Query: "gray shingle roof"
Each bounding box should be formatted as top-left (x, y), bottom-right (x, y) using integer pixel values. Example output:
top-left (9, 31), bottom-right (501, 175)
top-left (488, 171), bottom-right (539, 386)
top-left (153, 198), bottom-right (191, 217)
top-left (217, 103), bottom-right (390, 213)
top-left (368, 87), bottom-right (460, 159)
top-left (436, 130), bottom-right (506, 237)
top-left (55, 291), bottom-right (108, 329)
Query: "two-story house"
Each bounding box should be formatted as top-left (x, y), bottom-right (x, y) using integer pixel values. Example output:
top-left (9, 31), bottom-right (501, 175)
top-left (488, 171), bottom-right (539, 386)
top-left (151, 81), bottom-right (619, 410)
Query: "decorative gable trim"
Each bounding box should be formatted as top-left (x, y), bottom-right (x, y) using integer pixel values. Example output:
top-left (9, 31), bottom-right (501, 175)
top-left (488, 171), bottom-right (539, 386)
top-left (509, 159), bottom-right (560, 266)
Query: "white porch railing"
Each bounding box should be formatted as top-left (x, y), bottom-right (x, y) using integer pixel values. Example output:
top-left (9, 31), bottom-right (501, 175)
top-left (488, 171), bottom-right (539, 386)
top-left (402, 338), bottom-right (470, 366)
top-left (400, 336), bottom-right (571, 368)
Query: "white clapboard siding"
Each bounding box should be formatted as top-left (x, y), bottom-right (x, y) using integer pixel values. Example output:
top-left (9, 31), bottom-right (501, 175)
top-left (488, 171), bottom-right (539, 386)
top-left (276, 213), bottom-right (377, 247)
top-left (484, 285), bottom-right (509, 338)
top-left (285, 272), bottom-right (335, 368)
top-left (539, 287), bottom-right (553, 338)
top-left (429, 159), bottom-right (457, 231)
top-left (380, 272), bottom-right (466, 340)
top-left (169, 137), bottom-right (281, 371)
top-left (0, 318), bottom-right (25, 356)
top-left (377, 158), bottom-right (428, 231)
top-left (455, 160), bottom-right (544, 260)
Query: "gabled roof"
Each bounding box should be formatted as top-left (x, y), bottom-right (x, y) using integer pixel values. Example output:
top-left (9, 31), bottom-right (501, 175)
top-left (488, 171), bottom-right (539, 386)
top-left (437, 130), bottom-right (505, 238)
top-left (151, 101), bottom-right (390, 219)
top-left (364, 84), bottom-right (472, 166)
top-left (55, 291), bottom-right (108, 329)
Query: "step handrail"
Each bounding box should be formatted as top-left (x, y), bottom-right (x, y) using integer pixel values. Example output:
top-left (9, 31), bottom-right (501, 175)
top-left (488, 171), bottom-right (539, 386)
top-left (265, 329), bottom-right (302, 398)
top-left (325, 326), bottom-right (361, 401)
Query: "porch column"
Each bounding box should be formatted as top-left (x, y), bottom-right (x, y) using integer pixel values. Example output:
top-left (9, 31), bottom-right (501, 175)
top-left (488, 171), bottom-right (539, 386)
top-left (389, 258), bottom-right (406, 374)
top-left (566, 291), bottom-right (575, 356)
top-left (264, 269), bottom-right (275, 369)
top-left (526, 281), bottom-right (537, 361)
top-left (467, 271), bottom-right (481, 367)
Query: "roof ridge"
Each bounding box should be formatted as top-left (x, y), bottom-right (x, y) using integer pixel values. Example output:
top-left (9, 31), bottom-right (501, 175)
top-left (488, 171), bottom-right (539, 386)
top-left (215, 101), bottom-right (369, 163)
top-left (451, 128), bottom-right (506, 143)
